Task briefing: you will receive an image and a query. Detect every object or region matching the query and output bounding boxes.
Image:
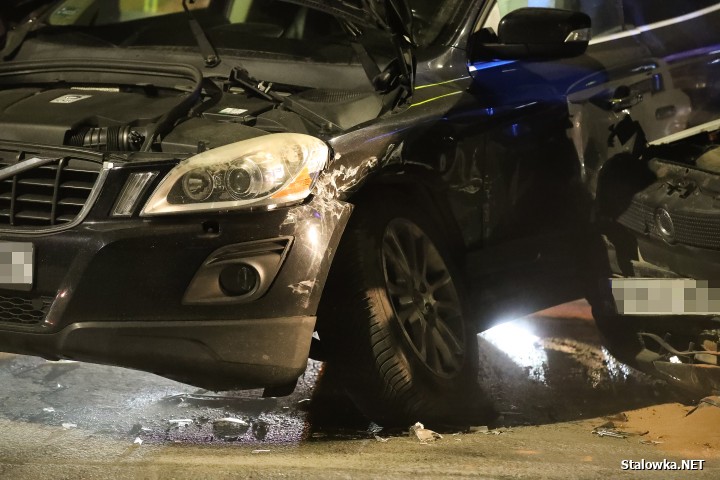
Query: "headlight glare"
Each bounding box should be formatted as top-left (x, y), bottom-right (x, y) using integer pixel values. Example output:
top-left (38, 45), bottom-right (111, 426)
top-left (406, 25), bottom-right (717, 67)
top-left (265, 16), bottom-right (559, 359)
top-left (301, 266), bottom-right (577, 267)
top-left (141, 133), bottom-right (328, 216)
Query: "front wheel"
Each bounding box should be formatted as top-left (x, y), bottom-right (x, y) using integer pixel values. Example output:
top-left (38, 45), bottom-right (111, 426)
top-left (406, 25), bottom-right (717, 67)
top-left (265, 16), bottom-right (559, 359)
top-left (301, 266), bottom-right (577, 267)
top-left (317, 192), bottom-right (490, 426)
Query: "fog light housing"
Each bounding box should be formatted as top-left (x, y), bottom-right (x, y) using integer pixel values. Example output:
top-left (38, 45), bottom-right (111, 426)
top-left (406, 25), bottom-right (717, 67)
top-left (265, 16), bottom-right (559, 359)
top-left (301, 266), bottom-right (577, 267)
top-left (219, 264), bottom-right (259, 296)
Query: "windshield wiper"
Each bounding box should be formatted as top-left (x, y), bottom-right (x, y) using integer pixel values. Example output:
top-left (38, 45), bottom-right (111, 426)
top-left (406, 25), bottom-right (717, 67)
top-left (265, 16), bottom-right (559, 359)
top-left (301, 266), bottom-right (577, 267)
top-left (229, 67), bottom-right (341, 132)
top-left (182, 0), bottom-right (220, 67)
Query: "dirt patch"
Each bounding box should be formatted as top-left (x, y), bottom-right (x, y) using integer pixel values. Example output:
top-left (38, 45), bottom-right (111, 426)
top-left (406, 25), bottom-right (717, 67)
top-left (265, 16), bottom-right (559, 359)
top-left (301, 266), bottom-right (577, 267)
top-left (589, 400), bottom-right (720, 459)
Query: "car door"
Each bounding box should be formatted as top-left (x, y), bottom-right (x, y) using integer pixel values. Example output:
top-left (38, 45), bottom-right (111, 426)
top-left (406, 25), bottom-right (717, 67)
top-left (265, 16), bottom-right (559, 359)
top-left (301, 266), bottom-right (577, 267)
top-left (457, 0), bottom-right (720, 326)
top-left (443, 0), bottom-right (625, 324)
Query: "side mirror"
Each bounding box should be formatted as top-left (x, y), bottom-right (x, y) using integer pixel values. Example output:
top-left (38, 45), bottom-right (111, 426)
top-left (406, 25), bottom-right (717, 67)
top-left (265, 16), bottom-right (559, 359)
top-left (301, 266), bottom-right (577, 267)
top-left (470, 8), bottom-right (591, 61)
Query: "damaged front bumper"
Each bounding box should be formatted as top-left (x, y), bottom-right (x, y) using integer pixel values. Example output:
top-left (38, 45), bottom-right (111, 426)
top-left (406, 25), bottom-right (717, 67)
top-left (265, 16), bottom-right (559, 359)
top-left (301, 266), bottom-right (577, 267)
top-left (0, 194), bottom-right (352, 390)
top-left (635, 333), bottom-right (720, 395)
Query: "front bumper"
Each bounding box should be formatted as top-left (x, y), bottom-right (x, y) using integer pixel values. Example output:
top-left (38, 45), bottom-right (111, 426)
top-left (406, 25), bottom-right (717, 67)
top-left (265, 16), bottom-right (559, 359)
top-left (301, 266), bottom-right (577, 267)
top-left (0, 316), bottom-right (316, 390)
top-left (0, 194), bottom-right (352, 389)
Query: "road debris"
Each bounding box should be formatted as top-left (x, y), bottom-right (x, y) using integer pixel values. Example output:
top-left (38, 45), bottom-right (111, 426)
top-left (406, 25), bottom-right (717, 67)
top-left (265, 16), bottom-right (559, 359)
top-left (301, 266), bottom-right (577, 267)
top-left (592, 428), bottom-right (628, 439)
top-left (133, 437), bottom-right (143, 445)
top-left (213, 417), bottom-right (250, 440)
top-left (640, 440), bottom-right (663, 446)
top-left (252, 420), bottom-right (269, 440)
top-left (61, 423), bottom-right (77, 429)
top-left (687, 395), bottom-right (720, 416)
top-left (604, 412), bottom-right (629, 423)
top-left (252, 449), bottom-right (270, 454)
top-left (468, 426), bottom-right (489, 434)
top-left (129, 424), bottom-right (152, 436)
top-left (168, 419), bottom-right (193, 428)
top-left (366, 423), bottom-right (389, 442)
top-left (367, 422), bottom-right (383, 435)
top-left (468, 426), bottom-right (511, 435)
top-left (42, 407), bottom-right (55, 413)
top-left (409, 422), bottom-right (442, 443)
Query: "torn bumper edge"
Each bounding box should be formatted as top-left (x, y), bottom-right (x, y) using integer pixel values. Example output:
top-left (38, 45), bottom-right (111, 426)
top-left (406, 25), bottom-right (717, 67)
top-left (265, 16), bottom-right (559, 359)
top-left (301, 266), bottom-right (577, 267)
top-left (636, 352), bottom-right (720, 395)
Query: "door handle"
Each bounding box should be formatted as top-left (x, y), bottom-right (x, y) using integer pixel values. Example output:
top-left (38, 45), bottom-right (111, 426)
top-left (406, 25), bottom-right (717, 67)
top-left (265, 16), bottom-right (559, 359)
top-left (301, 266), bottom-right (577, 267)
top-left (606, 85), bottom-right (644, 112)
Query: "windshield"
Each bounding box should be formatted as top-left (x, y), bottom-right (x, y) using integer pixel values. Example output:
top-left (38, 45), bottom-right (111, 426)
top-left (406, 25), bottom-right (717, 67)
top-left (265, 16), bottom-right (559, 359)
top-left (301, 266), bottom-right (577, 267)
top-left (38, 0), bottom-right (466, 53)
top-left (39, 0), bottom-right (356, 61)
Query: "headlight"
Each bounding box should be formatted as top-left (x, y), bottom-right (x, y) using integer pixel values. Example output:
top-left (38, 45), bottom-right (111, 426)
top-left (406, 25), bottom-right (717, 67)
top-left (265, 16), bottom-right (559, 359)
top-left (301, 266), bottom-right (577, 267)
top-left (141, 133), bottom-right (328, 216)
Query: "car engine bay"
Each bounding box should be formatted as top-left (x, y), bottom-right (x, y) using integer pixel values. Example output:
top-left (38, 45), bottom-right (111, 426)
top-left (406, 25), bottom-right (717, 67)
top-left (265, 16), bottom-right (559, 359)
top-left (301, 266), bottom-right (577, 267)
top-left (0, 60), bottom-right (384, 155)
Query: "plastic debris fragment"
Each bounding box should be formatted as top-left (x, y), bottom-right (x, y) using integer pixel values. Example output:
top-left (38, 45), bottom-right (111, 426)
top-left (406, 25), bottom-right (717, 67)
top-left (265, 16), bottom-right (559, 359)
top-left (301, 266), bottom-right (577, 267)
top-left (592, 428), bottom-right (628, 439)
top-left (409, 422), bottom-right (442, 443)
top-left (640, 440), bottom-right (663, 445)
top-left (252, 449), bottom-right (270, 454)
top-left (469, 426), bottom-right (489, 434)
top-left (367, 422), bottom-right (383, 435)
top-left (168, 419), bottom-right (193, 427)
top-left (61, 423), bottom-right (77, 429)
top-left (213, 417), bottom-right (250, 440)
top-left (133, 437), bottom-right (143, 445)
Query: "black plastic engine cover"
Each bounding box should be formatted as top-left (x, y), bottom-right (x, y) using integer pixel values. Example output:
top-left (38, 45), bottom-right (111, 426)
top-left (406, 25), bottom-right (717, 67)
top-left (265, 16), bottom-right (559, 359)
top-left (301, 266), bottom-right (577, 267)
top-left (0, 87), bottom-right (188, 146)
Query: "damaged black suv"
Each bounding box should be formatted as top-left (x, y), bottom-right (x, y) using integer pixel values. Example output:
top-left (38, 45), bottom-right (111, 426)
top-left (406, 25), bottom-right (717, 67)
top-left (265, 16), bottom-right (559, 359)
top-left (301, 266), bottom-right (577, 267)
top-left (0, 0), bottom-right (717, 423)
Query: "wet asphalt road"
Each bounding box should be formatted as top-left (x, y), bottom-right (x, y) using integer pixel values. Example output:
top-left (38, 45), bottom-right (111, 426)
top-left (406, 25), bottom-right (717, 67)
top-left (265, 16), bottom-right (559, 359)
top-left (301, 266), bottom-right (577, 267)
top-left (0, 300), bottom-right (717, 479)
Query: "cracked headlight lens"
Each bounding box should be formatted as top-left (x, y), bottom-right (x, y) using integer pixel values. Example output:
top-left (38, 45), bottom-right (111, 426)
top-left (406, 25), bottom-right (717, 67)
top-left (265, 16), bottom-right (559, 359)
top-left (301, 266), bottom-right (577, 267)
top-left (141, 133), bottom-right (328, 216)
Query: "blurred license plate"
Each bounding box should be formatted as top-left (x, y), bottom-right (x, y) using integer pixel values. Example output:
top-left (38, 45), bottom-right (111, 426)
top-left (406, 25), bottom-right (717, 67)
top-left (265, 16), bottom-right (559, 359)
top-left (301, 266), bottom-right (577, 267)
top-left (0, 242), bottom-right (34, 291)
top-left (611, 278), bottom-right (720, 315)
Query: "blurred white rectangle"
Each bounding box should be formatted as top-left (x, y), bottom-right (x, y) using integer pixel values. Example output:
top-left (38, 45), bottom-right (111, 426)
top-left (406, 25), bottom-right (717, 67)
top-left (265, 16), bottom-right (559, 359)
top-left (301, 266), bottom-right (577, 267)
top-left (0, 242), bottom-right (34, 289)
top-left (611, 278), bottom-right (720, 315)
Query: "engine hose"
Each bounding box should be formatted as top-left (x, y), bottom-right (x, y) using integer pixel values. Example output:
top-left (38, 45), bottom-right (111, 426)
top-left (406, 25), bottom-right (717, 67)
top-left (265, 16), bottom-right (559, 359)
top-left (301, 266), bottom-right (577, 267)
top-left (66, 126), bottom-right (145, 151)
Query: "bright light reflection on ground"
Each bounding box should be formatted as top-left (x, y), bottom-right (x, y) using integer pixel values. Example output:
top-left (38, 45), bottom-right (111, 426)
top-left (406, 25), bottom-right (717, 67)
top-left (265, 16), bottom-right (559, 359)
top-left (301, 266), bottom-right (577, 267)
top-left (479, 320), bottom-right (548, 383)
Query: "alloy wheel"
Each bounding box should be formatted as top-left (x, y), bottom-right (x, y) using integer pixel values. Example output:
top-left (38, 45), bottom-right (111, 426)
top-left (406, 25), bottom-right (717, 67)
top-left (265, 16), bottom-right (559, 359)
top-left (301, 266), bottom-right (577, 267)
top-left (381, 218), bottom-right (466, 377)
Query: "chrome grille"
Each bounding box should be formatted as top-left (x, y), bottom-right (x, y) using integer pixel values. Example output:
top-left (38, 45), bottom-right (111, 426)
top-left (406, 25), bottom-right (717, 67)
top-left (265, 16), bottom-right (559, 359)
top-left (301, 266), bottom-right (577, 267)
top-left (0, 147), bottom-right (102, 228)
top-left (618, 199), bottom-right (720, 250)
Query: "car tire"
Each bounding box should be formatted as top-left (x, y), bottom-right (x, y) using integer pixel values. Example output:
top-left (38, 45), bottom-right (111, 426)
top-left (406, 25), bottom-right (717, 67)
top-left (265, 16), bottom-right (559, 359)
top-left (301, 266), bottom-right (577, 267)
top-left (317, 192), bottom-right (490, 426)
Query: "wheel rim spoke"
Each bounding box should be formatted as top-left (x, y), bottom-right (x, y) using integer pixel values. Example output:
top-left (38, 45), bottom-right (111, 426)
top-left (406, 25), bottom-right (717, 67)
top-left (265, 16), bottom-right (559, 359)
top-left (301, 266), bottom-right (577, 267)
top-left (416, 316), bottom-right (429, 360)
top-left (436, 318), bottom-right (464, 356)
top-left (384, 230), bottom-right (413, 281)
top-left (416, 235), bottom-right (429, 286)
top-left (381, 218), bottom-right (466, 378)
top-left (432, 328), bottom-right (463, 373)
top-left (435, 300), bottom-right (462, 317)
top-left (426, 326), bottom-right (441, 369)
top-left (385, 275), bottom-right (413, 299)
top-left (405, 228), bottom-right (419, 276)
top-left (428, 271), bottom-right (451, 294)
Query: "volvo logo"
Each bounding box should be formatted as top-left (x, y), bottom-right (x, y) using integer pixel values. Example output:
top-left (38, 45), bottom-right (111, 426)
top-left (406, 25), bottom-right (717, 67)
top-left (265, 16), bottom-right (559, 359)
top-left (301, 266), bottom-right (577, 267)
top-left (655, 208), bottom-right (675, 242)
